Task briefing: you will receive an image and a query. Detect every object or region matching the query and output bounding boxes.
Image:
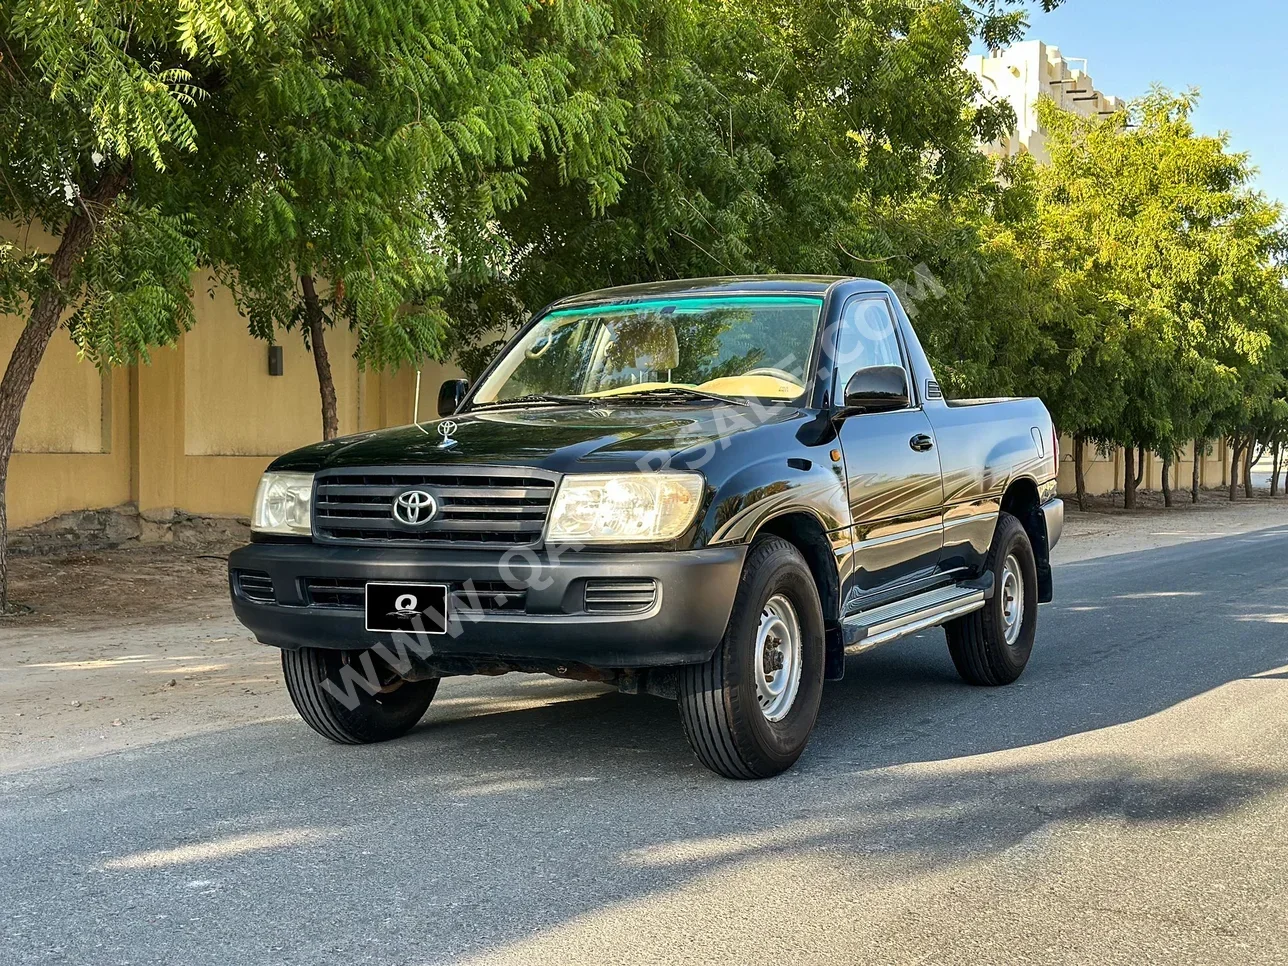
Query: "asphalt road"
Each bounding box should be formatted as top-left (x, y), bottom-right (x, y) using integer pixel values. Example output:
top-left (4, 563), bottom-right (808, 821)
top-left (3, 527), bottom-right (1288, 965)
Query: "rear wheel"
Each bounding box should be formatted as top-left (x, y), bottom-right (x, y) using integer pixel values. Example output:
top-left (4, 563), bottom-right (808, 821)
top-left (945, 512), bottom-right (1038, 686)
top-left (677, 536), bottom-right (825, 779)
top-left (282, 647), bottom-right (438, 744)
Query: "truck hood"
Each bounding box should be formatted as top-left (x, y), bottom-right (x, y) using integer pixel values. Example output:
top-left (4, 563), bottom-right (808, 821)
top-left (273, 403), bottom-right (804, 474)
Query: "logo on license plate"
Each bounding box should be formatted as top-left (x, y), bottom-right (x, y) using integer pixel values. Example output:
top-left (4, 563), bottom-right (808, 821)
top-left (365, 582), bottom-right (449, 634)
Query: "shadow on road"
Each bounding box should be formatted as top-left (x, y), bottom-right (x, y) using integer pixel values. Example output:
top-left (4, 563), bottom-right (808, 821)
top-left (405, 523), bottom-right (1288, 775)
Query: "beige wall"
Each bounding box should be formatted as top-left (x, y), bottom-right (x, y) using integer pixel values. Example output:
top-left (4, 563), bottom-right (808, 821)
top-left (1057, 435), bottom-right (1231, 498)
top-left (2, 250), bottom-right (466, 529)
top-left (0, 326), bottom-right (108, 454)
top-left (2, 220), bottom-right (136, 527)
top-left (7, 368), bottom-right (134, 527)
top-left (183, 275), bottom-right (363, 457)
top-left (0, 322), bottom-right (1240, 530)
top-left (0, 222), bottom-right (109, 455)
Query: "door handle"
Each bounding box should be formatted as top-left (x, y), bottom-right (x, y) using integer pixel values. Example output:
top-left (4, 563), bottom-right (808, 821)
top-left (909, 434), bottom-right (935, 452)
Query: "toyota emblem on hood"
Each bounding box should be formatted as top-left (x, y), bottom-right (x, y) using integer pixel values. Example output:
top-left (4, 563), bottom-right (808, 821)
top-left (437, 419), bottom-right (459, 450)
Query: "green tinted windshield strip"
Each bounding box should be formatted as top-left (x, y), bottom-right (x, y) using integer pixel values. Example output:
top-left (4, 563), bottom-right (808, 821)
top-left (545, 296), bottom-right (824, 319)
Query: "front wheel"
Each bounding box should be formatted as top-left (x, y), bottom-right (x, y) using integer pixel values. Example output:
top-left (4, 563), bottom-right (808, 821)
top-left (282, 647), bottom-right (439, 744)
top-left (945, 512), bottom-right (1039, 686)
top-left (677, 536), bottom-right (825, 779)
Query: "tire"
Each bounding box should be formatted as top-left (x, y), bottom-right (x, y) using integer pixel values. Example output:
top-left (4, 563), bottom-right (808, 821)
top-left (945, 511), bottom-right (1038, 686)
top-left (281, 646), bottom-right (439, 744)
top-left (677, 536), bottom-right (826, 779)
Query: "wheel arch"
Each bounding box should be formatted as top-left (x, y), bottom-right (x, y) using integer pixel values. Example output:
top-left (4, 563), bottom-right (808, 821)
top-left (1000, 476), bottom-right (1053, 603)
top-left (752, 510), bottom-right (840, 622)
top-left (752, 510), bottom-right (846, 681)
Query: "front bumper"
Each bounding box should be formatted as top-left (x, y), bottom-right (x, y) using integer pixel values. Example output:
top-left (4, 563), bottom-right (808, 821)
top-left (228, 542), bottom-right (746, 668)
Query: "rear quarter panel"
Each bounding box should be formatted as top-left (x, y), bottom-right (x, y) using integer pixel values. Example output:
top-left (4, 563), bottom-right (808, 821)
top-left (927, 397), bottom-right (1056, 572)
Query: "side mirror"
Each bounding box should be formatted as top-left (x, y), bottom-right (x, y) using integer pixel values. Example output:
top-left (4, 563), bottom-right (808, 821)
top-left (836, 365), bottom-right (909, 418)
top-left (438, 378), bottom-right (469, 417)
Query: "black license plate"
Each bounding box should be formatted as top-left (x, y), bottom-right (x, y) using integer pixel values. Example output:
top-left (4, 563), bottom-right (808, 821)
top-left (364, 582), bottom-right (449, 634)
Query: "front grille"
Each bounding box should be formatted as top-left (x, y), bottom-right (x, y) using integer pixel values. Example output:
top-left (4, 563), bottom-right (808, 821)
top-left (302, 577), bottom-right (527, 614)
top-left (313, 467), bottom-right (558, 548)
top-left (584, 578), bottom-right (658, 615)
top-left (235, 570), bottom-right (275, 604)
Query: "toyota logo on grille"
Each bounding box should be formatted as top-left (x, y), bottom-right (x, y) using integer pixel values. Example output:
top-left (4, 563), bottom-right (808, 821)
top-left (392, 489), bottom-right (438, 526)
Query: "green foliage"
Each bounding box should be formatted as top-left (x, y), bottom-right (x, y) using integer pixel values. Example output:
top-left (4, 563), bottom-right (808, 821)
top-left (443, 0), bottom-right (1061, 360)
top-left (440, 21), bottom-right (1288, 498)
top-left (0, 0), bottom-right (303, 362)
top-left (67, 205), bottom-right (198, 367)
top-left (1026, 90), bottom-right (1287, 456)
top-left (2, 0), bottom-right (655, 380)
top-left (175, 0), bottom-right (654, 373)
top-left (0, 237), bottom-right (46, 316)
top-left (907, 89), bottom-right (1288, 478)
top-left (963, 1), bottom-right (1069, 54)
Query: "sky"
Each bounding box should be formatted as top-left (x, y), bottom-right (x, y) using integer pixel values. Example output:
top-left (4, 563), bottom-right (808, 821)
top-left (1020, 0), bottom-right (1288, 206)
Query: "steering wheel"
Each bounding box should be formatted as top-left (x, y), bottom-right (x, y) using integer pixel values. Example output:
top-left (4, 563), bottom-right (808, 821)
top-left (742, 367), bottom-right (802, 385)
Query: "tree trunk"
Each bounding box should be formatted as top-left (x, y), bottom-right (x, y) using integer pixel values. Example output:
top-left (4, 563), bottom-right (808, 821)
top-left (300, 275), bottom-right (339, 441)
top-left (1229, 438), bottom-right (1242, 502)
top-left (1073, 434), bottom-right (1088, 511)
top-left (0, 166), bottom-right (132, 609)
top-left (1162, 455), bottom-right (1173, 507)
top-left (1250, 437), bottom-right (1269, 468)
top-left (1123, 444), bottom-right (1137, 510)
top-left (1272, 442), bottom-right (1283, 497)
top-left (1191, 439), bottom-right (1202, 504)
top-left (1243, 435), bottom-right (1255, 498)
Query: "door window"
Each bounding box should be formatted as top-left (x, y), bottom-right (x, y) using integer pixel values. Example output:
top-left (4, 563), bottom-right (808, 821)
top-left (831, 298), bottom-right (907, 402)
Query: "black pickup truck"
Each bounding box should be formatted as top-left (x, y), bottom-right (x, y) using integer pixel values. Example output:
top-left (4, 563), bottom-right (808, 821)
top-left (230, 276), bottom-right (1062, 779)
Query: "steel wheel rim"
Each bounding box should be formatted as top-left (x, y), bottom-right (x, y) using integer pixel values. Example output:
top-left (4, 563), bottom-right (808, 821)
top-left (754, 594), bottom-right (803, 722)
top-left (1001, 553), bottom-right (1024, 646)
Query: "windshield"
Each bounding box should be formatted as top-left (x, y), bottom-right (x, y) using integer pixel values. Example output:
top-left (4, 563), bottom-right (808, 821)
top-left (471, 296), bottom-right (823, 406)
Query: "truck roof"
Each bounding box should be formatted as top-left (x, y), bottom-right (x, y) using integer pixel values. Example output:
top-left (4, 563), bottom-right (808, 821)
top-left (552, 275), bottom-right (870, 309)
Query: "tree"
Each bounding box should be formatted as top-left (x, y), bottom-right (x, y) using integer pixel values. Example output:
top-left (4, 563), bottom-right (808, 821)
top-left (0, 1), bottom-right (308, 607)
top-left (1023, 91), bottom-right (1288, 509)
top-left (880, 147), bottom-right (1128, 510)
top-left (441, 0), bottom-right (1066, 367)
top-left (180, 0), bottom-right (651, 439)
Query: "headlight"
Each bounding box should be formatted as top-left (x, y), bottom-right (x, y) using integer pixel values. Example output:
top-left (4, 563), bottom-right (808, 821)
top-left (547, 473), bottom-right (704, 544)
top-left (251, 471), bottom-right (314, 535)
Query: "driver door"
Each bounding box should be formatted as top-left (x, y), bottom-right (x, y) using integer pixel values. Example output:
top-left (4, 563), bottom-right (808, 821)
top-left (833, 297), bottom-right (945, 602)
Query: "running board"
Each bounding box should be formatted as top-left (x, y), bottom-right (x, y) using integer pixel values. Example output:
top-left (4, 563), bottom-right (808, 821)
top-left (841, 581), bottom-right (989, 652)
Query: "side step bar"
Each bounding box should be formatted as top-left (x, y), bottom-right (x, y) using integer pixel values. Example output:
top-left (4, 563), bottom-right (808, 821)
top-left (841, 581), bottom-right (989, 652)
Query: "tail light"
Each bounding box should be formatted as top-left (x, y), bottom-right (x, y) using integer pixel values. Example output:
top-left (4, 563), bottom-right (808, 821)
top-left (1052, 426), bottom-right (1060, 478)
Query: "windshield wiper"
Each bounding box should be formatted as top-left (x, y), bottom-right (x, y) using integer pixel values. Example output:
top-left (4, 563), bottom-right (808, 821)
top-left (470, 393), bottom-right (594, 410)
top-left (606, 386), bottom-right (751, 407)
